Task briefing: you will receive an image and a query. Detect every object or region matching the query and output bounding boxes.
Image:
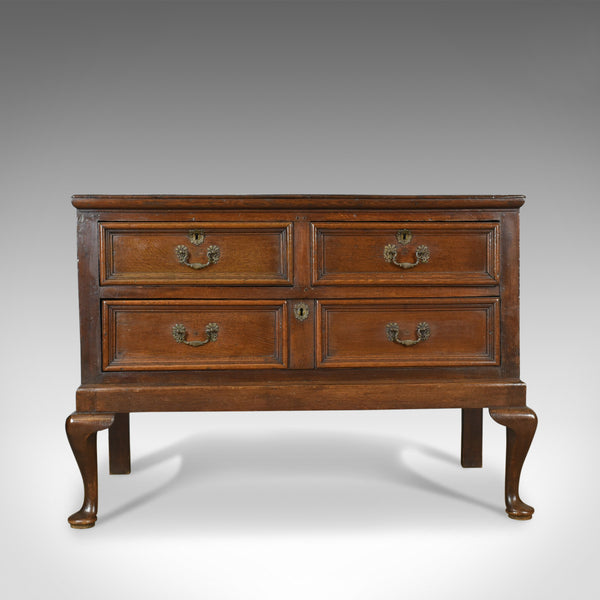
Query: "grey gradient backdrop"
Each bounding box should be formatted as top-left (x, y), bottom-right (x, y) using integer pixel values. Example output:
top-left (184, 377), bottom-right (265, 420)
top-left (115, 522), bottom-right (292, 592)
top-left (1, 1), bottom-right (599, 599)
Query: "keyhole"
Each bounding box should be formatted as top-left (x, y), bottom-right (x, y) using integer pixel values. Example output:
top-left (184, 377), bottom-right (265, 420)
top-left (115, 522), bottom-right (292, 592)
top-left (294, 302), bottom-right (309, 321)
top-left (189, 230), bottom-right (205, 245)
top-left (396, 229), bottom-right (412, 245)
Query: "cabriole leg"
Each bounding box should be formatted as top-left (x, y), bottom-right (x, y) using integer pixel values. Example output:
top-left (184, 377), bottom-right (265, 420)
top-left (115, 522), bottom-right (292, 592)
top-left (109, 413), bottom-right (131, 475)
top-left (66, 412), bottom-right (115, 529)
top-left (461, 408), bottom-right (483, 468)
top-left (489, 406), bottom-right (537, 520)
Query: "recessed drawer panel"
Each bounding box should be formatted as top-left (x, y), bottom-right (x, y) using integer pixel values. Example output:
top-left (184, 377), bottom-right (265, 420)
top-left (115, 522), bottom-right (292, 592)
top-left (102, 300), bottom-right (288, 370)
top-left (316, 298), bottom-right (499, 367)
top-left (100, 222), bottom-right (293, 285)
top-left (312, 222), bottom-right (499, 286)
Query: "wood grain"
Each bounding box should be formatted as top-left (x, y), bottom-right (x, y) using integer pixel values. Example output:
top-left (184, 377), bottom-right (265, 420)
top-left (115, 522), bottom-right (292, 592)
top-left (108, 413), bottom-right (131, 475)
top-left (316, 298), bottom-right (499, 368)
top-left (489, 406), bottom-right (537, 519)
top-left (72, 195), bottom-right (526, 210)
top-left (312, 221), bottom-right (499, 286)
top-left (102, 300), bottom-right (288, 370)
top-left (100, 221), bottom-right (293, 285)
top-left (66, 412), bottom-right (115, 528)
top-left (76, 380), bottom-right (526, 412)
top-left (461, 408), bottom-right (483, 468)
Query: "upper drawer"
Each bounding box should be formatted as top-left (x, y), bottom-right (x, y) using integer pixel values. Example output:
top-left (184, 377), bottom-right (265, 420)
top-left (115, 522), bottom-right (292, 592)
top-left (100, 222), bottom-right (293, 285)
top-left (312, 222), bottom-right (499, 286)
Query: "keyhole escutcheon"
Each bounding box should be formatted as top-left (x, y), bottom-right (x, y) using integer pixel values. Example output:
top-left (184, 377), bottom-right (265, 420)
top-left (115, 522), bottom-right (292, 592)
top-left (396, 229), bottom-right (413, 245)
top-left (294, 302), bottom-right (310, 322)
top-left (188, 229), bottom-right (205, 245)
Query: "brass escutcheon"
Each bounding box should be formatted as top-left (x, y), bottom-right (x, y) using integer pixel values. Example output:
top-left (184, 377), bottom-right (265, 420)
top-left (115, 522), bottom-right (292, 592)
top-left (293, 302), bottom-right (310, 321)
top-left (188, 230), bottom-right (205, 245)
top-left (396, 229), bottom-right (412, 245)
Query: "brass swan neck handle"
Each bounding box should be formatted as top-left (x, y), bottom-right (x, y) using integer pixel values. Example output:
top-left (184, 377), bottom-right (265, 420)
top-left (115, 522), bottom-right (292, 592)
top-left (386, 322), bottom-right (431, 346)
top-left (175, 244), bottom-right (221, 270)
top-left (383, 244), bottom-right (430, 269)
top-left (172, 323), bottom-right (219, 347)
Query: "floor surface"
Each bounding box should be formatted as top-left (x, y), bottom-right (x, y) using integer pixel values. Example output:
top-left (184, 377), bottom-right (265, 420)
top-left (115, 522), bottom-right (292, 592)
top-left (2, 400), bottom-right (597, 600)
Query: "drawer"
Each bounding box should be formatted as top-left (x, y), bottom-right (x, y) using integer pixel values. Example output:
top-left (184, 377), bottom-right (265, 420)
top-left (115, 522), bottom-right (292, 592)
top-left (102, 300), bottom-right (288, 370)
top-left (316, 298), bottom-right (499, 367)
top-left (312, 222), bottom-right (499, 286)
top-left (100, 222), bottom-right (293, 285)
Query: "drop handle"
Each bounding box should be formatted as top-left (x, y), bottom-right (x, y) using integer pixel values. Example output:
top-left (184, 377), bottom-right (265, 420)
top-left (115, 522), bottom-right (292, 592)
top-left (172, 323), bottom-right (219, 347)
top-left (175, 244), bottom-right (220, 269)
top-left (386, 322), bottom-right (431, 346)
top-left (383, 244), bottom-right (430, 269)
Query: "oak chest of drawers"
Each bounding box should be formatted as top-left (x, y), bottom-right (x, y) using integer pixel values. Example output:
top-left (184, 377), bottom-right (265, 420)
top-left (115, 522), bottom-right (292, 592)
top-left (67, 195), bottom-right (536, 527)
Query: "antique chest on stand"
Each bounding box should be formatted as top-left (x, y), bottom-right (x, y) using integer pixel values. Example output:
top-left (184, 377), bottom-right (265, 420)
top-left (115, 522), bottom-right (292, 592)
top-left (67, 195), bottom-right (536, 527)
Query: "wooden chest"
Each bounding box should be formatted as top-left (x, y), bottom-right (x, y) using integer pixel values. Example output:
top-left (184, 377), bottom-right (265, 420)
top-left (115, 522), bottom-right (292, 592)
top-left (67, 195), bottom-right (536, 527)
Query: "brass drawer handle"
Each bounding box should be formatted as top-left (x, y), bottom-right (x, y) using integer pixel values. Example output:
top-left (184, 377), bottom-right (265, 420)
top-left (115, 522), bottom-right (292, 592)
top-left (383, 244), bottom-right (430, 269)
top-left (175, 244), bottom-right (221, 269)
top-left (386, 322), bottom-right (430, 346)
top-left (172, 323), bottom-right (219, 347)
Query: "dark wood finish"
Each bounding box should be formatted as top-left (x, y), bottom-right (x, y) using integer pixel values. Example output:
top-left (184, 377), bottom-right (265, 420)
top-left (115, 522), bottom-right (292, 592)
top-left (108, 413), bottom-right (131, 475)
top-left (312, 221), bottom-right (499, 286)
top-left (102, 300), bottom-right (288, 370)
top-left (76, 380), bottom-right (526, 412)
top-left (66, 412), bottom-right (115, 528)
top-left (288, 299), bottom-right (316, 369)
top-left (316, 298), bottom-right (499, 368)
top-left (489, 407), bottom-right (537, 520)
top-left (498, 211), bottom-right (521, 379)
top-left (100, 221), bottom-right (293, 286)
top-left (76, 210), bottom-right (101, 383)
top-left (72, 195), bottom-right (525, 210)
top-left (461, 408), bottom-right (483, 468)
top-left (68, 195), bottom-right (534, 526)
top-left (95, 284), bottom-right (500, 300)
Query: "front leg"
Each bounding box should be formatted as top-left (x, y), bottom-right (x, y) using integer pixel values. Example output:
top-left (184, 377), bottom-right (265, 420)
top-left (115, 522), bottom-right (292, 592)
top-left (489, 407), bottom-right (537, 520)
top-left (66, 412), bottom-right (115, 528)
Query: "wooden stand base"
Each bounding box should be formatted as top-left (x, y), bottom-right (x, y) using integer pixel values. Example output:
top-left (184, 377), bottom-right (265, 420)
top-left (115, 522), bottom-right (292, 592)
top-left (66, 402), bottom-right (537, 527)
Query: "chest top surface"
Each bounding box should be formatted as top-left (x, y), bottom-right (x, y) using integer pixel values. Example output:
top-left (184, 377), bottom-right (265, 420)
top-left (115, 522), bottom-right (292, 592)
top-left (72, 194), bottom-right (525, 210)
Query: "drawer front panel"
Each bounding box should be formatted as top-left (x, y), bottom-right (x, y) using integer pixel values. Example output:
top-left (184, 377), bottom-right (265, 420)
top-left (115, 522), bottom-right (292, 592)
top-left (102, 300), bottom-right (288, 370)
top-left (316, 298), bottom-right (499, 367)
top-left (312, 222), bottom-right (499, 286)
top-left (100, 222), bottom-right (293, 285)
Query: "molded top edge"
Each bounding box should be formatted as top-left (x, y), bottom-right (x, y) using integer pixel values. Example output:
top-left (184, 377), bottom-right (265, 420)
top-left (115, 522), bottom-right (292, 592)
top-left (72, 194), bottom-right (525, 209)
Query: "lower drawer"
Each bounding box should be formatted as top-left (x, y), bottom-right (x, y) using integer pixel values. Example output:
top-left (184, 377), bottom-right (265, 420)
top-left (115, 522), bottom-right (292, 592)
top-left (102, 300), bottom-right (288, 370)
top-left (316, 298), bottom-right (499, 367)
